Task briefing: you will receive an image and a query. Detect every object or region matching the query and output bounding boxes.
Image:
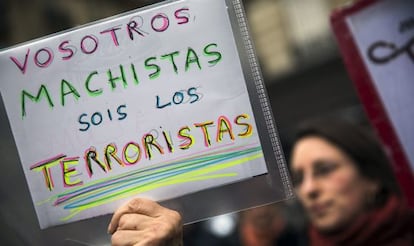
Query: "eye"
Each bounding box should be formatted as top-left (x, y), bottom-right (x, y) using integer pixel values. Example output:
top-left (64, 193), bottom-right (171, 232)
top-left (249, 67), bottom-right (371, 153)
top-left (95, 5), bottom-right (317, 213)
top-left (313, 160), bottom-right (339, 177)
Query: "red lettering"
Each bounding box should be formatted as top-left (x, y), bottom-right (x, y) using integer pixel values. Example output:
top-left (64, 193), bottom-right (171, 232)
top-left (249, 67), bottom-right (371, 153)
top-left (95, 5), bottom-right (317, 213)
top-left (151, 13), bottom-right (170, 32)
top-left (80, 35), bottom-right (99, 54)
top-left (175, 8), bottom-right (190, 24)
top-left (34, 48), bottom-right (54, 68)
top-left (9, 48), bottom-right (30, 74)
top-left (100, 26), bottom-right (122, 46)
top-left (30, 154), bottom-right (66, 191)
top-left (58, 40), bottom-right (76, 60)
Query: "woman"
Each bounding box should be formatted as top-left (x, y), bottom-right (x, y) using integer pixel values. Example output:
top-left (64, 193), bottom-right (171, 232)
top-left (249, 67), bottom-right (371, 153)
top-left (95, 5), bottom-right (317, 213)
top-left (290, 119), bottom-right (414, 245)
top-left (108, 119), bottom-right (414, 245)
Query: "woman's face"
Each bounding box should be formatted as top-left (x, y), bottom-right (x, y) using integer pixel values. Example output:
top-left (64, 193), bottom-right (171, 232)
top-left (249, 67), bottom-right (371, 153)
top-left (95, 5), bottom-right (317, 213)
top-left (291, 136), bottom-right (378, 233)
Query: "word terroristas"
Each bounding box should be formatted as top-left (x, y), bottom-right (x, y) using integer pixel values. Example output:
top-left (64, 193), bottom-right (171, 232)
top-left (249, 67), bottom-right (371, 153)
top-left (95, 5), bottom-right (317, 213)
top-left (30, 113), bottom-right (254, 191)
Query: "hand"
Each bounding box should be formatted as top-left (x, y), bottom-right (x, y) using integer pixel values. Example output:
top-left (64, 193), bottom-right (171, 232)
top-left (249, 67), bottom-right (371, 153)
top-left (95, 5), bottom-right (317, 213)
top-left (108, 198), bottom-right (183, 246)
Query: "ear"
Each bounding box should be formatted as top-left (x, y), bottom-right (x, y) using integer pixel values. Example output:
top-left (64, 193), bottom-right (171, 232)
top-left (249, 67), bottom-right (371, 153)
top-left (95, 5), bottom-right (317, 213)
top-left (367, 179), bottom-right (380, 194)
top-left (365, 179), bottom-right (380, 205)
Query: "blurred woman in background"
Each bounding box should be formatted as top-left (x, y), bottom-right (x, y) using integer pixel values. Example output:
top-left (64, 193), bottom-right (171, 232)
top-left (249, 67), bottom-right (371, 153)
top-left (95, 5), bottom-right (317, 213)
top-left (108, 119), bottom-right (414, 245)
top-left (290, 119), bottom-right (414, 245)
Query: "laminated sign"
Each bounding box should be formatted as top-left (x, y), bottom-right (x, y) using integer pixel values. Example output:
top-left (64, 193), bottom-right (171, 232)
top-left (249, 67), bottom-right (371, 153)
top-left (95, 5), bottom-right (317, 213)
top-left (0, 0), bottom-right (292, 229)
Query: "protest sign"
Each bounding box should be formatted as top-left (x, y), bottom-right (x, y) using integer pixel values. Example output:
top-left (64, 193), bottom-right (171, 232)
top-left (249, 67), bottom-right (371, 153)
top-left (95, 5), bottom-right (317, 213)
top-left (331, 0), bottom-right (414, 206)
top-left (0, 0), bottom-right (292, 228)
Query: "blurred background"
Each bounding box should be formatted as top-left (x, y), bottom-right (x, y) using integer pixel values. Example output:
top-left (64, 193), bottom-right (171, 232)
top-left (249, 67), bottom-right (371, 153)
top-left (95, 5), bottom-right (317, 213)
top-left (0, 0), bottom-right (369, 245)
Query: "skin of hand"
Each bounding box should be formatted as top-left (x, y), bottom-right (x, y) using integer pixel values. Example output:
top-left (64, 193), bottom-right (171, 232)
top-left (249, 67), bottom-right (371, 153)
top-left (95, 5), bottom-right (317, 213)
top-left (108, 198), bottom-right (183, 246)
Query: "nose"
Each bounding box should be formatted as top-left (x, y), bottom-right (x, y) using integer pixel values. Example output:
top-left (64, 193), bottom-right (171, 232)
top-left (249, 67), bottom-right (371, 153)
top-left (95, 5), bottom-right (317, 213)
top-left (299, 173), bottom-right (319, 200)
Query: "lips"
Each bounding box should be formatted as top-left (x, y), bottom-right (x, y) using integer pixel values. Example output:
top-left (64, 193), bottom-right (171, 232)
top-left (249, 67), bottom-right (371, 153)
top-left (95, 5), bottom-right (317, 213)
top-left (309, 202), bottom-right (331, 217)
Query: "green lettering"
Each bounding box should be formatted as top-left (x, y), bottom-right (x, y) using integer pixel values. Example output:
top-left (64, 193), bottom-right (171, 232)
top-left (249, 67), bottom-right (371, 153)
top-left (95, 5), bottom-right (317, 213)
top-left (145, 57), bottom-right (160, 80)
top-left (21, 84), bottom-right (54, 118)
top-left (85, 71), bottom-right (103, 97)
top-left (161, 51), bottom-right (180, 74)
top-left (108, 65), bottom-right (127, 91)
top-left (185, 48), bottom-right (201, 72)
top-left (130, 63), bottom-right (139, 85)
top-left (61, 79), bottom-right (80, 106)
top-left (204, 43), bottom-right (222, 66)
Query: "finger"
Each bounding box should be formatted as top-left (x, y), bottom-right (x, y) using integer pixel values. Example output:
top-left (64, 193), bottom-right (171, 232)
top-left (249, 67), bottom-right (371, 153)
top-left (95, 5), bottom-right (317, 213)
top-left (111, 229), bottom-right (140, 246)
top-left (111, 229), bottom-right (168, 246)
top-left (108, 198), bottom-right (164, 234)
top-left (116, 213), bottom-right (153, 231)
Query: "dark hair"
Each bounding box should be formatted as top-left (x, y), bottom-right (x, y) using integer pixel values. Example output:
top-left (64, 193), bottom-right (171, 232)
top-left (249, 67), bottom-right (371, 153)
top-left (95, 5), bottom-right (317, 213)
top-left (291, 118), bottom-right (401, 206)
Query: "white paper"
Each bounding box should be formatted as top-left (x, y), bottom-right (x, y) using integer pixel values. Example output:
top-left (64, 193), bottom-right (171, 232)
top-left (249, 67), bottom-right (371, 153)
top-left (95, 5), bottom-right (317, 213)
top-left (347, 0), bottom-right (414, 173)
top-left (0, 0), bottom-right (268, 228)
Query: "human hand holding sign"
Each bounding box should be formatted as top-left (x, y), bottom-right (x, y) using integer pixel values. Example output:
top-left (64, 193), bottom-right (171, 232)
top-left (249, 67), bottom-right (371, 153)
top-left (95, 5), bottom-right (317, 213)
top-left (108, 198), bottom-right (183, 246)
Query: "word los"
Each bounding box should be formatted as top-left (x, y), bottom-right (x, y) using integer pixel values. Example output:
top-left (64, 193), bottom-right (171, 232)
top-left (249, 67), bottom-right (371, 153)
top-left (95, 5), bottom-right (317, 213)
top-left (21, 42), bottom-right (222, 118)
top-left (30, 113), bottom-right (254, 191)
top-left (78, 104), bottom-right (127, 132)
top-left (156, 87), bottom-right (201, 109)
top-left (10, 7), bottom-right (190, 75)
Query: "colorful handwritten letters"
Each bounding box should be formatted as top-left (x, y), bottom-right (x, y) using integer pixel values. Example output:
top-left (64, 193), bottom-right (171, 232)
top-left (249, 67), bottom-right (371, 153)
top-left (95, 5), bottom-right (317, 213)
top-left (10, 7), bottom-right (190, 75)
top-left (0, 0), bottom-right (268, 228)
top-left (20, 43), bottom-right (221, 120)
top-left (31, 113), bottom-right (254, 191)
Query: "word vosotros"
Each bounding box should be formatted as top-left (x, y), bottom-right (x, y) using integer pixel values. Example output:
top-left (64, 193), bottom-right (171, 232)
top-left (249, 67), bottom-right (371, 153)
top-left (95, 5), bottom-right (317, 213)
top-left (9, 7), bottom-right (191, 75)
top-left (30, 113), bottom-right (254, 191)
top-left (20, 42), bottom-right (222, 119)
